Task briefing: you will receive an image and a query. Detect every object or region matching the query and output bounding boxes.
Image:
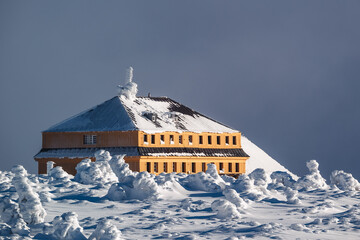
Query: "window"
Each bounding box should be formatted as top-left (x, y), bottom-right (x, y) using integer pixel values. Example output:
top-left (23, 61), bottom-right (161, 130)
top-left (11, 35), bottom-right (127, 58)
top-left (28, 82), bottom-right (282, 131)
top-left (154, 162), bottom-right (158, 173)
top-left (233, 136), bottom-right (237, 145)
top-left (217, 136), bottom-right (221, 145)
top-left (170, 135), bottom-right (174, 144)
top-left (147, 162), bottom-right (151, 172)
top-left (182, 162), bottom-right (186, 173)
top-left (199, 136), bottom-right (203, 144)
top-left (163, 162), bottom-right (168, 173)
top-left (235, 163), bottom-right (239, 172)
top-left (151, 135), bottom-right (155, 144)
top-left (219, 162), bottom-right (224, 171)
top-left (144, 135), bottom-right (148, 144)
top-left (83, 135), bottom-right (97, 145)
top-left (173, 162), bottom-right (177, 172)
top-left (202, 163), bottom-right (206, 172)
top-left (160, 135), bottom-right (165, 144)
top-left (192, 163), bottom-right (196, 173)
top-left (225, 136), bottom-right (229, 145)
top-left (208, 136), bottom-right (212, 145)
top-left (228, 163), bottom-right (232, 172)
top-left (188, 135), bottom-right (193, 145)
top-left (179, 135), bottom-right (182, 144)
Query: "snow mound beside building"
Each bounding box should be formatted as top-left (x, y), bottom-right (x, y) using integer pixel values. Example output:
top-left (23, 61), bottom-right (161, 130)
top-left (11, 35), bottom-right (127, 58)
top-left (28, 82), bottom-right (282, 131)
top-left (242, 136), bottom-right (297, 179)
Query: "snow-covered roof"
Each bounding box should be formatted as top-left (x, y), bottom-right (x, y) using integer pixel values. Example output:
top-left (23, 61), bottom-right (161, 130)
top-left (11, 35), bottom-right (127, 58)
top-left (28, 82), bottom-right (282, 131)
top-left (45, 96), bottom-right (238, 133)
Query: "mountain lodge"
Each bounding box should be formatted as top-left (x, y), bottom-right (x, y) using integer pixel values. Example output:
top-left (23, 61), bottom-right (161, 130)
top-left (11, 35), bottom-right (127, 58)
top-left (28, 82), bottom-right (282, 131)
top-left (34, 68), bottom-right (249, 175)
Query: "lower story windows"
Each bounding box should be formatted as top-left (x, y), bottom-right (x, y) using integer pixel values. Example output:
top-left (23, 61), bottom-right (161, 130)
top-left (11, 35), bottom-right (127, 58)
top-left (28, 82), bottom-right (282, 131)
top-left (202, 162), bottom-right (206, 172)
top-left (228, 163), bottom-right (232, 172)
top-left (173, 162), bottom-right (177, 172)
top-left (146, 162), bottom-right (151, 172)
top-left (192, 162), bottom-right (196, 173)
top-left (154, 162), bottom-right (158, 173)
top-left (163, 162), bottom-right (168, 173)
top-left (235, 163), bottom-right (239, 172)
top-left (182, 162), bottom-right (186, 173)
top-left (219, 162), bottom-right (224, 171)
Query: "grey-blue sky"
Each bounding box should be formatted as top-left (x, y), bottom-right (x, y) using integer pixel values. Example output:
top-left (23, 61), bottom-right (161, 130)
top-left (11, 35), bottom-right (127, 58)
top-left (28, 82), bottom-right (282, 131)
top-left (1, 0), bottom-right (359, 180)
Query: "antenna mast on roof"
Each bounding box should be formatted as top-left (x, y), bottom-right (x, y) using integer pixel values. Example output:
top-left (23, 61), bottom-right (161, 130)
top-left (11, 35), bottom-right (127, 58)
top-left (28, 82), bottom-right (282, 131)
top-left (126, 66), bottom-right (133, 83)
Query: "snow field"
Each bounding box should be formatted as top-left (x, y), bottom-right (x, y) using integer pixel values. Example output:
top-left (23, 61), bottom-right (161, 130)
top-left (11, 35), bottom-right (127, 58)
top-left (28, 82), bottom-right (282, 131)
top-left (0, 151), bottom-right (359, 239)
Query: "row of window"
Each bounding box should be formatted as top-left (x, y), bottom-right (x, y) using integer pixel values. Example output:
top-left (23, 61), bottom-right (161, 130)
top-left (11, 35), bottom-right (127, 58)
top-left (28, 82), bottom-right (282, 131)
top-left (146, 162), bottom-right (241, 173)
top-left (144, 134), bottom-right (237, 146)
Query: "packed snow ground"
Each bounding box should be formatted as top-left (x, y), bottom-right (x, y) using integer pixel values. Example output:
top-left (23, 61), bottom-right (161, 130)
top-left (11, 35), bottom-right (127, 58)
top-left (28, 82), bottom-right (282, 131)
top-left (1, 151), bottom-right (360, 239)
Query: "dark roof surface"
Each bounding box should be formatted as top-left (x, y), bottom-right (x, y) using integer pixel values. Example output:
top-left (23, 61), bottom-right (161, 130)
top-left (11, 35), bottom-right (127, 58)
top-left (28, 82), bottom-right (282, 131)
top-left (34, 147), bottom-right (249, 159)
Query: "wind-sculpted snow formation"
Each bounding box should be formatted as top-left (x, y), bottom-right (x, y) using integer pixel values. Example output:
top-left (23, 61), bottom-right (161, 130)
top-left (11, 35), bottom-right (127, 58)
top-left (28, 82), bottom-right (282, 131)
top-left (88, 219), bottom-right (123, 240)
top-left (0, 152), bottom-right (359, 239)
top-left (75, 150), bottom-right (117, 185)
top-left (11, 165), bottom-right (46, 225)
top-left (295, 160), bottom-right (328, 191)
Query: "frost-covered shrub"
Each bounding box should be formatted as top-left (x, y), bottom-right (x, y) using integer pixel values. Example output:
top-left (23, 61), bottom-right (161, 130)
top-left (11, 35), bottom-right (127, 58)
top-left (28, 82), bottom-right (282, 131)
top-left (222, 188), bottom-right (247, 208)
top-left (295, 160), bottom-right (327, 191)
top-left (75, 150), bottom-right (117, 185)
top-left (248, 168), bottom-right (270, 187)
top-left (284, 187), bottom-right (300, 204)
top-left (88, 219), bottom-right (122, 240)
top-left (270, 171), bottom-right (296, 188)
top-left (109, 155), bottom-right (136, 184)
top-left (11, 165), bottom-right (46, 225)
top-left (47, 161), bottom-right (55, 175)
top-left (48, 166), bottom-right (71, 183)
top-left (180, 164), bottom-right (227, 193)
top-left (107, 171), bottom-right (159, 201)
top-left (50, 212), bottom-right (87, 240)
top-left (211, 199), bottom-right (240, 219)
top-left (231, 175), bottom-right (264, 200)
top-left (330, 170), bottom-right (360, 191)
top-left (107, 155), bottom-right (159, 201)
top-left (180, 198), bottom-right (206, 212)
top-left (0, 171), bottom-right (14, 192)
top-left (0, 197), bottom-right (21, 225)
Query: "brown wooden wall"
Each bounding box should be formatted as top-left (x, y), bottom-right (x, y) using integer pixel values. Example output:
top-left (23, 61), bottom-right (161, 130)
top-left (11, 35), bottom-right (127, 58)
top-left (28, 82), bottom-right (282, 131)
top-left (42, 131), bottom-right (139, 149)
